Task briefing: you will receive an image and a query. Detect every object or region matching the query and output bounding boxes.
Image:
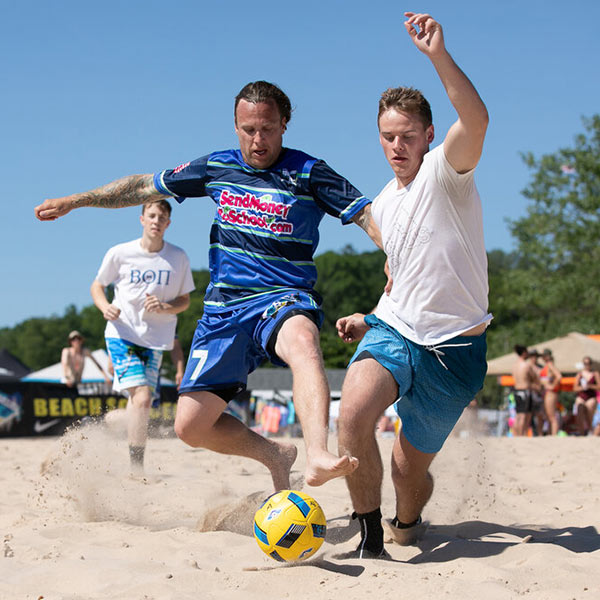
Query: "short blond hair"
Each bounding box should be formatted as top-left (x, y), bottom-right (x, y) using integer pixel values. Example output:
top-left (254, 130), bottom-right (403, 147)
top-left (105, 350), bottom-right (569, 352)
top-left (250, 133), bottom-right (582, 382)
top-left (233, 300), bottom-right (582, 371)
top-left (378, 87), bottom-right (432, 129)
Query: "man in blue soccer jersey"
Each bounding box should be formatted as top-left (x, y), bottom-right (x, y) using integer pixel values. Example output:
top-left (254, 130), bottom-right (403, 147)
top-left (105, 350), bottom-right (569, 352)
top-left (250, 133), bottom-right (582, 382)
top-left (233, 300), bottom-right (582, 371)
top-left (336, 13), bottom-right (491, 558)
top-left (35, 80), bottom-right (381, 490)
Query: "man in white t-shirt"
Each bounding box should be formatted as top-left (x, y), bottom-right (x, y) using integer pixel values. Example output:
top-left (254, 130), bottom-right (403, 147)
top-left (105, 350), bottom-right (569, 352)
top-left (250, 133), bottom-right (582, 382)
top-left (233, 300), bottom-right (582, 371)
top-left (91, 200), bottom-right (195, 473)
top-left (335, 12), bottom-right (492, 558)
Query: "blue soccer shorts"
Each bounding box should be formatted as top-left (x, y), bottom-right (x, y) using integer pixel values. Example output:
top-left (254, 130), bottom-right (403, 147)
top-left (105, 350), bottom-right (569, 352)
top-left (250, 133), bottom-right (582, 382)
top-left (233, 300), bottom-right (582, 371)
top-left (349, 314), bottom-right (488, 454)
top-left (106, 338), bottom-right (163, 393)
top-left (179, 291), bottom-right (323, 399)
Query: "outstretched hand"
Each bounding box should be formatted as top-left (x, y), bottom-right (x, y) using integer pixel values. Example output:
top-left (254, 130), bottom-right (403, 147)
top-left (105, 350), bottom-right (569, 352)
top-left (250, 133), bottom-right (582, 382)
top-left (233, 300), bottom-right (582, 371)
top-left (34, 197), bottom-right (73, 221)
top-left (404, 12), bottom-right (445, 57)
top-left (336, 313), bottom-right (369, 344)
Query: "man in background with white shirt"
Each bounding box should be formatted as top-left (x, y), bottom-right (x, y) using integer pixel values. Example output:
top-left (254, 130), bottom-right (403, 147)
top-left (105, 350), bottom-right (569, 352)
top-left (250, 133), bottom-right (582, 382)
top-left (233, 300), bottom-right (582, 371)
top-left (336, 12), bottom-right (491, 558)
top-left (91, 200), bottom-right (194, 473)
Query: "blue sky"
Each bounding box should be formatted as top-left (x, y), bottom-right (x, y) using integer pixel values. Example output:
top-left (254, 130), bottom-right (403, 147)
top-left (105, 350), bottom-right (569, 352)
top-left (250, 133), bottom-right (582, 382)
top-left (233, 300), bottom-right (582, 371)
top-left (2, 0), bottom-right (599, 328)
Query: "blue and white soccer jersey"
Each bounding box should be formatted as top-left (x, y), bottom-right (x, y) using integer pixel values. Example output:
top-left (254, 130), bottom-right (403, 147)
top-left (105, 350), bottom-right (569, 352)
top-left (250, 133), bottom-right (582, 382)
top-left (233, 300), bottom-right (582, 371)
top-left (153, 148), bottom-right (369, 308)
top-left (154, 148), bottom-right (370, 397)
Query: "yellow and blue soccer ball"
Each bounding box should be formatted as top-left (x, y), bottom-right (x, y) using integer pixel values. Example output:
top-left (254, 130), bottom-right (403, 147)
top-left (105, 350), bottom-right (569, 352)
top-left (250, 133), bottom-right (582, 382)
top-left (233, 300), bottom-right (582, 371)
top-left (253, 490), bottom-right (326, 562)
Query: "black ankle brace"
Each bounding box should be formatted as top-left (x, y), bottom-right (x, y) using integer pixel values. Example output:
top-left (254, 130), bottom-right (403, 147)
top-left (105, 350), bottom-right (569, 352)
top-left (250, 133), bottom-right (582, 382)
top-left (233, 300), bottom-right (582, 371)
top-left (352, 508), bottom-right (384, 555)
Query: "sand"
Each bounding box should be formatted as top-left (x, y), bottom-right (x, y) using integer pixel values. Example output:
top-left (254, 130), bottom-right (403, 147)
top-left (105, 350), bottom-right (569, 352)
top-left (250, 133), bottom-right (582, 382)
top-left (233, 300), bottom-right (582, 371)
top-left (1, 419), bottom-right (599, 600)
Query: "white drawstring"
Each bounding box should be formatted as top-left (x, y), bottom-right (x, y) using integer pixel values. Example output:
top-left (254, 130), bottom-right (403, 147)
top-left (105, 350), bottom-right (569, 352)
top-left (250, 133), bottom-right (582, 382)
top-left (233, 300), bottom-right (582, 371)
top-left (425, 342), bottom-right (472, 370)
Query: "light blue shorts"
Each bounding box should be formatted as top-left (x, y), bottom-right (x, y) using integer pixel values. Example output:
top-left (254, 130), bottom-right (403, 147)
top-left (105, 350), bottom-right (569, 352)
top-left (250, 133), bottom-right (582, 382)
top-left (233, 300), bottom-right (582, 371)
top-left (106, 338), bottom-right (163, 393)
top-left (349, 315), bottom-right (487, 453)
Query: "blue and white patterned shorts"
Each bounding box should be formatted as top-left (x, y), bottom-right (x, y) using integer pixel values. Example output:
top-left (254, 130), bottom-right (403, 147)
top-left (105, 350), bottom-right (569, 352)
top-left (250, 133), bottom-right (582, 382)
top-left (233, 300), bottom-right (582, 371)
top-left (106, 338), bottom-right (163, 393)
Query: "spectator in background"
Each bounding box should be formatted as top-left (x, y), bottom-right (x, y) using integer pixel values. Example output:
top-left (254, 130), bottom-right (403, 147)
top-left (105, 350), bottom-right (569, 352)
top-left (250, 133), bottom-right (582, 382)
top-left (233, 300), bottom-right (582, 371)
top-left (540, 349), bottom-right (561, 435)
top-left (573, 356), bottom-right (600, 436)
top-left (528, 349), bottom-right (545, 435)
top-left (61, 330), bottom-right (111, 388)
top-left (512, 345), bottom-right (539, 436)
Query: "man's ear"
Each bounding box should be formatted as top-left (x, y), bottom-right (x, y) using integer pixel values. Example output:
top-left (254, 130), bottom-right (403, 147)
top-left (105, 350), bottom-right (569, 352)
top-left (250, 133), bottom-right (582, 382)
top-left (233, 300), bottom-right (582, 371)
top-left (426, 124), bottom-right (434, 144)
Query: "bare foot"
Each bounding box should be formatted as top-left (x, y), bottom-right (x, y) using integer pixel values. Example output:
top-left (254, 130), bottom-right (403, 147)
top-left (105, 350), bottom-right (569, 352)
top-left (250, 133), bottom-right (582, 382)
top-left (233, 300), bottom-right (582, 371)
top-left (268, 442), bottom-right (298, 491)
top-left (305, 452), bottom-right (359, 486)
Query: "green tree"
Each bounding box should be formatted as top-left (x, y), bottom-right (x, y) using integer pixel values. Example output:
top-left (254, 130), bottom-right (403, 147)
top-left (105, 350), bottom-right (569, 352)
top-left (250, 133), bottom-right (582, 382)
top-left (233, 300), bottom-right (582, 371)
top-left (485, 115), bottom-right (600, 361)
top-left (477, 115), bottom-right (600, 409)
top-left (315, 246), bottom-right (387, 368)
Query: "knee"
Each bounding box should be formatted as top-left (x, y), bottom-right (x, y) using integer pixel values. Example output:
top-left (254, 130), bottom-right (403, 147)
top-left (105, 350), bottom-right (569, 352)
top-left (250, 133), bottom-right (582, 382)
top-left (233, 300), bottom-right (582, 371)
top-left (130, 387), bottom-right (153, 409)
top-left (338, 401), bottom-right (377, 445)
top-left (282, 327), bottom-right (321, 365)
top-left (296, 328), bottom-right (321, 361)
top-left (174, 415), bottom-right (203, 447)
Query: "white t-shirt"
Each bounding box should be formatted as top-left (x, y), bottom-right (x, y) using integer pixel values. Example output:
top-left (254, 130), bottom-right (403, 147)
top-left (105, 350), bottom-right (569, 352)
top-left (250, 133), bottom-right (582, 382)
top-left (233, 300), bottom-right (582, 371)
top-left (95, 239), bottom-right (195, 350)
top-left (372, 144), bottom-right (492, 346)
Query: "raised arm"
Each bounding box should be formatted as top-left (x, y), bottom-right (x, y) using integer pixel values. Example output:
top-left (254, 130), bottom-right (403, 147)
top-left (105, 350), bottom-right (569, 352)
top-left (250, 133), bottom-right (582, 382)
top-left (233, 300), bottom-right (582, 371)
top-left (35, 174), bottom-right (166, 221)
top-left (404, 12), bottom-right (488, 173)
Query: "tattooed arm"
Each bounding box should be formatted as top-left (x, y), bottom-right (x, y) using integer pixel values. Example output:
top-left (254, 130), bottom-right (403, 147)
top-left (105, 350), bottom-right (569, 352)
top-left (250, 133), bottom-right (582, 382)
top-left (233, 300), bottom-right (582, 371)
top-left (34, 174), bottom-right (166, 221)
top-left (351, 203), bottom-right (382, 250)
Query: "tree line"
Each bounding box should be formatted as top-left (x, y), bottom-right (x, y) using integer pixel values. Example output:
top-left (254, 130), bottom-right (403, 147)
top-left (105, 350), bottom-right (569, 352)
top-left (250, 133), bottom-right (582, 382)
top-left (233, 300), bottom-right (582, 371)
top-left (2, 115), bottom-right (598, 406)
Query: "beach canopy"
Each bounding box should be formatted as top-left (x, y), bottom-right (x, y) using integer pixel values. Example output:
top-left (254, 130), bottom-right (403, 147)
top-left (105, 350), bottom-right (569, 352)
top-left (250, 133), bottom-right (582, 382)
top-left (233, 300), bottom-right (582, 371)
top-left (487, 332), bottom-right (600, 377)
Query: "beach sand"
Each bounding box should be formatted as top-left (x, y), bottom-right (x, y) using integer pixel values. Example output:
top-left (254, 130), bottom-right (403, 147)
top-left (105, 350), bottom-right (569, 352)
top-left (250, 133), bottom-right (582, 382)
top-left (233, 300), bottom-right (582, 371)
top-left (1, 418), bottom-right (599, 600)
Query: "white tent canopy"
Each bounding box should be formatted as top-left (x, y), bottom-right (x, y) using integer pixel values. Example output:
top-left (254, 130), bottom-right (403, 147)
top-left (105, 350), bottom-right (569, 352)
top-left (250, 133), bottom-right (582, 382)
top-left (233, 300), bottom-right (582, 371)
top-left (22, 349), bottom-right (111, 383)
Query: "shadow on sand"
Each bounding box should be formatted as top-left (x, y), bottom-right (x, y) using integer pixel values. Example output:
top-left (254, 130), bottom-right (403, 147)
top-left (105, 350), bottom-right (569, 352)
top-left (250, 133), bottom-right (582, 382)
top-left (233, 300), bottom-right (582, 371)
top-left (326, 514), bottom-right (599, 562)
top-left (407, 520), bottom-right (600, 563)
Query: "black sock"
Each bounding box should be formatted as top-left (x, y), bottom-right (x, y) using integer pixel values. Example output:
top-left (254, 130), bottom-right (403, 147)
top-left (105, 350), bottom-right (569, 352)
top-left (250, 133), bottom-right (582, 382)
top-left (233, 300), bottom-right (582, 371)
top-left (353, 508), bottom-right (384, 555)
top-left (390, 515), bottom-right (422, 529)
top-left (129, 445), bottom-right (145, 468)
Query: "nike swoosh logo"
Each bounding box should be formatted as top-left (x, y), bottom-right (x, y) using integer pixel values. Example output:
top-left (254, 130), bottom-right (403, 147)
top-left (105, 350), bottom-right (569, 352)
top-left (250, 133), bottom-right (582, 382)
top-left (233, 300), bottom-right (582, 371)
top-left (34, 419), bottom-right (62, 433)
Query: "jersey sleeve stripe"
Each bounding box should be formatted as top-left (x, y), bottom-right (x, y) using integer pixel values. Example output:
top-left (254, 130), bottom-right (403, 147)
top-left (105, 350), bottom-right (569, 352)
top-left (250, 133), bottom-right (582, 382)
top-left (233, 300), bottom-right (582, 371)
top-left (153, 171), bottom-right (177, 197)
top-left (339, 195), bottom-right (370, 221)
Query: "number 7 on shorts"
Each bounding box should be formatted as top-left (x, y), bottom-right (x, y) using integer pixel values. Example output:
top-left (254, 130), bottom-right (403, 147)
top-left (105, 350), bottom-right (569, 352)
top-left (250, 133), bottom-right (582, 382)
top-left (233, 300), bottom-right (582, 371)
top-left (190, 349), bottom-right (208, 381)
